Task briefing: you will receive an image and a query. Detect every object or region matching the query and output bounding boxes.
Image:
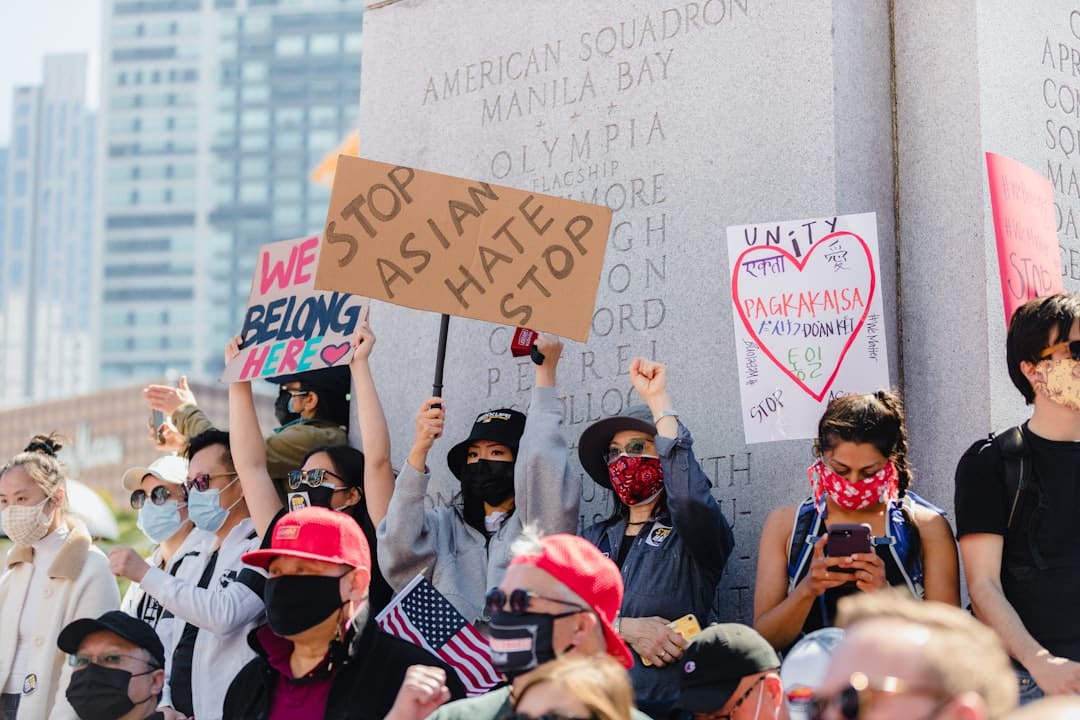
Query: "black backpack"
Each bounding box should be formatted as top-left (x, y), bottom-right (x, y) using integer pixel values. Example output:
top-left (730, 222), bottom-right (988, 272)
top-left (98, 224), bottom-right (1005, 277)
top-left (990, 425), bottom-right (1031, 533)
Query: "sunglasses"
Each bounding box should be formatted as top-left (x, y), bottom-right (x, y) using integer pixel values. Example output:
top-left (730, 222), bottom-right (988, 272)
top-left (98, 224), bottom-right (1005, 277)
top-left (1040, 339), bottom-right (1080, 361)
top-left (185, 472), bottom-right (238, 492)
top-left (604, 436), bottom-right (657, 465)
top-left (484, 587), bottom-right (590, 618)
top-left (695, 675), bottom-right (765, 720)
top-left (280, 387), bottom-right (310, 398)
top-left (808, 673), bottom-right (948, 720)
top-left (287, 468), bottom-right (348, 491)
top-left (130, 484), bottom-right (186, 510)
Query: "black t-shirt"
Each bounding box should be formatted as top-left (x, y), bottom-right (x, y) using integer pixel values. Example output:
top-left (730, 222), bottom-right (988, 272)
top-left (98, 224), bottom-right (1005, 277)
top-left (955, 424), bottom-right (1080, 661)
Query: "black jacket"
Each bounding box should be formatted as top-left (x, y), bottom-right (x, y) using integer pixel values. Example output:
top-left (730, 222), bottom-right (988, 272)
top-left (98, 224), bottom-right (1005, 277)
top-left (222, 615), bottom-right (467, 719)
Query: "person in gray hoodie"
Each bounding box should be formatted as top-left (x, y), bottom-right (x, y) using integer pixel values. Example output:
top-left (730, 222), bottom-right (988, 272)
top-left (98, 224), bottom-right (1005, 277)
top-left (376, 333), bottom-right (580, 622)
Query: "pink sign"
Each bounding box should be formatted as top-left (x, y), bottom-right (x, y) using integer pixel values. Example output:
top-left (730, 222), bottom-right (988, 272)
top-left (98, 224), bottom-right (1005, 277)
top-left (219, 235), bottom-right (365, 383)
top-left (986, 152), bottom-right (1062, 324)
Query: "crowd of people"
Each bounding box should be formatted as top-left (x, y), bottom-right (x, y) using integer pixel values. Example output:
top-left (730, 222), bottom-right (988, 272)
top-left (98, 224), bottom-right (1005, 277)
top-left (1, 292), bottom-right (1080, 719)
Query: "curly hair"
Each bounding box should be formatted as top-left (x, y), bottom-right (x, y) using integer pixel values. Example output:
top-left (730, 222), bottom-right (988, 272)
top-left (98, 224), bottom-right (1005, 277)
top-left (816, 390), bottom-right (912, 498)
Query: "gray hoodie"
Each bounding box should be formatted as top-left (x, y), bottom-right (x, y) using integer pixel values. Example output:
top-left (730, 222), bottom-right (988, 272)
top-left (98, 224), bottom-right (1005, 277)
top-left (376, 385), bottom-right (581, 621)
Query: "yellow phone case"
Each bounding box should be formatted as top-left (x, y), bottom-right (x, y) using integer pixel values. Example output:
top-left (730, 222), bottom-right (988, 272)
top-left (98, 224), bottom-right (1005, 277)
top-left (640, 614), bottom-right (702, 666)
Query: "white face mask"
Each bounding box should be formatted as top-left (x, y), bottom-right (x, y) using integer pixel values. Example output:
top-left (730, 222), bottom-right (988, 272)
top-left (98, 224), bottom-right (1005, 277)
top-left (1, 497), bottom-right (53, 546)
top-left (1041, 357), bottom-right (1080, 412)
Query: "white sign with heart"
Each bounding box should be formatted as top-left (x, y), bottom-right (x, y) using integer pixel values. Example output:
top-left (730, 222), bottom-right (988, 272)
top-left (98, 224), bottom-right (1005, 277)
top-left (726, 212), bottom-right (890, 444)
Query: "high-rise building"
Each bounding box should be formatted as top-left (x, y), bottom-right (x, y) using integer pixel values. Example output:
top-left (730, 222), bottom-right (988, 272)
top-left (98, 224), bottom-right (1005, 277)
top-left (0, 55), bottom-right (96, 409)
top-left (99, 0), bottom-right (363, 386)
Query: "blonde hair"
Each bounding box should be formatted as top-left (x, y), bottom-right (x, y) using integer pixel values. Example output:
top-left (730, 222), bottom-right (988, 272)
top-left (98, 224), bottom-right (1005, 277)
top-left (514, 655), bottom-right (633, 720)
top-left (836, 590), bottom-right (1017, 719)
top-left (0, 433), bottom-right (70, 510)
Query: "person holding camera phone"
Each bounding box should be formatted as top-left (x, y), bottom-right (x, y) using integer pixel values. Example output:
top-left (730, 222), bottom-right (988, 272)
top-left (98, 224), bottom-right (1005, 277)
top-left (578, 357), bottom-right (734, 719)
top-left (752, 391), bottom-right (960, 653)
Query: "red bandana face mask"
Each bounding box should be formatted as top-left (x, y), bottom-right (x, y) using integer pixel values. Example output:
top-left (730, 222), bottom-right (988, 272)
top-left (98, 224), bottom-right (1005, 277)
top-left (809, 459), bottom-right (897, 511)
top-left (607, 455), bottom-right (664, 506)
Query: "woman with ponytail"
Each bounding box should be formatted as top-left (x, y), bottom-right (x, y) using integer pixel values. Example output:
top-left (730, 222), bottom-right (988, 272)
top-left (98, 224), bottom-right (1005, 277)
top-left (752, 391), bottom-right (960, 652)
top-left (0, 434), bottom-right (120, 719)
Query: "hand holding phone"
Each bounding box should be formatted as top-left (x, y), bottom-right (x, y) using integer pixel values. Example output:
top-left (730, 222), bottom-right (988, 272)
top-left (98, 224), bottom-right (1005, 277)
top-left (824, 523), bottom-right (872, 574)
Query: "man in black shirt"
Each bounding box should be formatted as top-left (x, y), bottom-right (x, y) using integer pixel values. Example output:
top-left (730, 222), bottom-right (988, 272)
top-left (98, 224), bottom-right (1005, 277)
top-left (956, 293), bottom-right (1080, 702)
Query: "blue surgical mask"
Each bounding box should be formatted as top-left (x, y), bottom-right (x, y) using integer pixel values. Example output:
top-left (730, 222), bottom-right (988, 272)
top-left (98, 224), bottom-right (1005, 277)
top-left (137, 499), bottom-right (187, 543)
top-left (188, 478), bottom-right (241, 533)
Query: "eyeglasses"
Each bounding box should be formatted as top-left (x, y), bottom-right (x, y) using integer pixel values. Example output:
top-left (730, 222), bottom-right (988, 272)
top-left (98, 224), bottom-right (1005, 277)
top-left (485, 587), bottom-right (591, 618)
top-left (808, 672), bottom-right (949, 720)
top-left (604, 436), bottom-right (657, 464)
top-left (287, 468), bottom-right (348, 491)
top-left (130, 484), bottom-right (186, 510)
top-left (68, 653), bottom-right (160, 671)
top-left (186, 472), bottom-right (238, 492)
top-left (694, 675), bottom-right (765, 720)
top-left (1040, 339), bottom-right (1080, 361)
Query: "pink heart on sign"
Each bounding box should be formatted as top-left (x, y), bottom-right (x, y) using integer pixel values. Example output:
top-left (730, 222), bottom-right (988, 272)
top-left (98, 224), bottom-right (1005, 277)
top-left (731, 231), bottom-right (876, 402)
top-left (320, 342), bottom-right (352, 366)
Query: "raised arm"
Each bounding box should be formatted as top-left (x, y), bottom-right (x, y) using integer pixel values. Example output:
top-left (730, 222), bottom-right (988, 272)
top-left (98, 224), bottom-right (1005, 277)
top-left (631, 357), bottom-right (733, 569)
top-left (376, 398), bottom-right (444, 591)
top-left (350, 315), bottom-right (394, 527)
top-left (225, 336), bottom-right (284, 538)
top-left (513, 334), bottom-right (580, 535)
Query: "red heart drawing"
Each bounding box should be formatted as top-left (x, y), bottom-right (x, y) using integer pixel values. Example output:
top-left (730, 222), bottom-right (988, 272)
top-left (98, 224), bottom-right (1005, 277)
top-left (731, 231), bottom-right (876, 401)
top-left (320, 342), bottom-right (352, 366)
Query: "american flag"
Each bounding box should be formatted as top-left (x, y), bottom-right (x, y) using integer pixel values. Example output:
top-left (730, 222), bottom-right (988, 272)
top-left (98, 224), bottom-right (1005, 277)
top-left (376, 574), bottom-right (502, 696)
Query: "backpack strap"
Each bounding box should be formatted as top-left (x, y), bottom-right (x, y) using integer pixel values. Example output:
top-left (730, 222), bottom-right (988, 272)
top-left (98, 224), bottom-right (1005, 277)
top-left (787, 498), bottom-right (824, 594)
top-left (990, 425), bottom-right (1030, 533)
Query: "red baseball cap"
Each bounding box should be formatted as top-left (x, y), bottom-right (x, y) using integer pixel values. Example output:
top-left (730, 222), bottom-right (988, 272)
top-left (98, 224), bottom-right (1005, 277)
top-left (242, 507), bottom-right (370, 588)
top-left (509, 533), bottom-right (633, 669)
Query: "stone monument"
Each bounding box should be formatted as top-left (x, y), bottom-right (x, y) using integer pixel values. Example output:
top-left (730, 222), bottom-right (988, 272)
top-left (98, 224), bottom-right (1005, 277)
top-left (352, 0), bottom-right (1079, 620)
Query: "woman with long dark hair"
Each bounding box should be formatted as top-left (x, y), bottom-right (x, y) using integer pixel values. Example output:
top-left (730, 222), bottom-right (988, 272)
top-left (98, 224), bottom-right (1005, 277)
top-left (753, 390), bottom-right (960, 652)
top-left (228, 318), bottom-right (395, 613)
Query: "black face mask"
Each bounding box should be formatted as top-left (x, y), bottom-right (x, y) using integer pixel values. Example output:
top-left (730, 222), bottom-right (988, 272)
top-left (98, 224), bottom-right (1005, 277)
top-left (461, 459), bottom-right (516, 506)
top-left (66, 663), bottom-right (154, 720)
top-left (265, 574), bottom-right (345, 637)
top-left (274, 391), bottom-right (301, 426)
top-left (488, 611), bottom-right (577, 679)
top-left (287, 486), bottom-right (338, 512)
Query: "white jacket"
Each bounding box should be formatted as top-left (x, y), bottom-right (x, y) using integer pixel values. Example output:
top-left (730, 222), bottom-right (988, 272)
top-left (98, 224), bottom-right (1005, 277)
top-left (0, 520), bottom-right (120, 720)
top-left (120, 526), bottom-right (214, 710)
top-left (138, 517), bottom-right (265, 720)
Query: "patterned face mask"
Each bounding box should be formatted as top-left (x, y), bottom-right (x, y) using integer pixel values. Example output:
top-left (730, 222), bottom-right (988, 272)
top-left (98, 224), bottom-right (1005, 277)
top-left (1039, 357), bottom-right (1080, 412)
top-left (607, 455), bottom-right (664, 507)
top-left (809, 459), bottom-right (897, 511)
top-left (1, 497), bottom-right (53, 546)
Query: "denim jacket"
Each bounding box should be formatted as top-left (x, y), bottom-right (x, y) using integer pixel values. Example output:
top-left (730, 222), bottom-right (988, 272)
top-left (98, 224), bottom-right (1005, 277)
top-left (582, 421), bottom-right (734, 707)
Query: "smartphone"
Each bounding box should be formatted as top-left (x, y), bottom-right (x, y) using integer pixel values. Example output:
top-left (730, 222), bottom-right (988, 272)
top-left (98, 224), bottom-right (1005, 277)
top-left (825, 523), bottom-right (872, 573)
top-left (148, 409), bottom-right (165, 430)
top-left (641, 614), bottom-right (702, 666)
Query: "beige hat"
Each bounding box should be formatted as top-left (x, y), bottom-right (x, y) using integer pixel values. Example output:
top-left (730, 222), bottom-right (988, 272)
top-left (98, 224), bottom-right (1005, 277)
top-left (121, 454), bottom-right (189, 492)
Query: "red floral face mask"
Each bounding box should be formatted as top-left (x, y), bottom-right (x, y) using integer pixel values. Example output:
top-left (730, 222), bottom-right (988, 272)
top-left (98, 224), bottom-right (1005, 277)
top-left (607, 455), bottom-right (664, 507)
top-left (809, 459), bottom-right (897, 511)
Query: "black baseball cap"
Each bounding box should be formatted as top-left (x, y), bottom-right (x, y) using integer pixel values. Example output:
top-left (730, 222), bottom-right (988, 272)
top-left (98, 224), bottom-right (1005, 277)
top-left (58, 611), bottom-right (165, 669)
top-left (676, 623), bottom-right (781, 712)
top-left (446, 409), bottom-right (527, 480)
top-left (267, 364), bottom-right (351, 398)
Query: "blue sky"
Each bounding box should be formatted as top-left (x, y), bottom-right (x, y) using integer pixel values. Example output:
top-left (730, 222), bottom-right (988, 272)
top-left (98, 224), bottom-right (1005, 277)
top-left (0, 0), bottom-right (102, 145)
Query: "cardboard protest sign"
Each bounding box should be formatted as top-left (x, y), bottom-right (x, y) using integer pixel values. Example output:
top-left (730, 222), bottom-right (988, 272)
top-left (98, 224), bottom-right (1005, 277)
top-left (313, 156), bottom-right (612, 342)
top-left (986, 152), bottom-right (1062, 324)
top-left (220, 235), bottom-right (365, 383)
top-left (726, 212), bottom-right (890, 444)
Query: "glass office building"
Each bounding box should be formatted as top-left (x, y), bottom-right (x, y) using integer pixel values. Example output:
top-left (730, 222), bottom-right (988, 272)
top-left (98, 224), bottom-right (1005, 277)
top-left (99, 0), bottom-right (363, 385)
top-left (0, 56), bottom-right (96, 409)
